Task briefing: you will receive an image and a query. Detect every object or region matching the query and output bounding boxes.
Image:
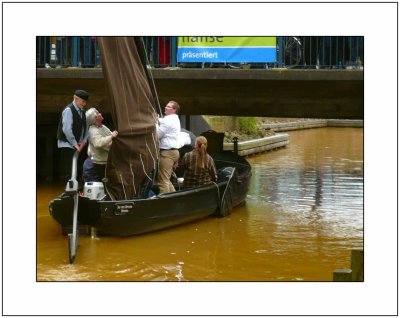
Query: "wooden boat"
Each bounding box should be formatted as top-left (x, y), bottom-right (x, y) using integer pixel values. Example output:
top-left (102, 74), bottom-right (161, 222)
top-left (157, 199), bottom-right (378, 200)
top-left (48, 37), bottom-right (251, 263)
top-left (49, 146), bottom-right (252, 237)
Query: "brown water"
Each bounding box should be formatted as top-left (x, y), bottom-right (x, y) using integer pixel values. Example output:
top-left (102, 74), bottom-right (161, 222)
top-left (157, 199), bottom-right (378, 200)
top-left (37, 127), bottom-right (363, 281)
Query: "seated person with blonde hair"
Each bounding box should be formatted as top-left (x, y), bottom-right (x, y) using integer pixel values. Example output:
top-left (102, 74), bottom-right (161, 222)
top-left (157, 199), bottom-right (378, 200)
top-left (181, 136), bottom-right (217, 188)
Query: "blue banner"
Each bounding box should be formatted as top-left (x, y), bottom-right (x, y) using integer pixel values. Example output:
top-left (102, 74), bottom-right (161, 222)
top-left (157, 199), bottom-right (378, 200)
top-left (177, 37), bottom-right (276, 63)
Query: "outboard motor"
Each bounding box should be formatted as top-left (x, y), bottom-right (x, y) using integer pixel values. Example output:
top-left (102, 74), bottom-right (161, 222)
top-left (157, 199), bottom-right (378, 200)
top-left (83, 182), bottom-right (105, 200)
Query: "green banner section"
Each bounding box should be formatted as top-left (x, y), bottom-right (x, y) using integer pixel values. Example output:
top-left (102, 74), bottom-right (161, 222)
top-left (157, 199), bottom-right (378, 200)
top-left (177, 37), bottom-right (277, 62)
top-left (178, 37), bottom-right (276, 47)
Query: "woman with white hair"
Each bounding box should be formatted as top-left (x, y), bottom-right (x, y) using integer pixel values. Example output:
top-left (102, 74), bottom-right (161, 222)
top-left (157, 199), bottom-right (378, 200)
top-left (83, 107), bottom-right (118, 182)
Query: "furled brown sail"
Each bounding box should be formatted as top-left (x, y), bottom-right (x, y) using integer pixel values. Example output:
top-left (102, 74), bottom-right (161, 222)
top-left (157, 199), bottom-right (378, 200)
top-left (98, 37), bottom-right (159, 200)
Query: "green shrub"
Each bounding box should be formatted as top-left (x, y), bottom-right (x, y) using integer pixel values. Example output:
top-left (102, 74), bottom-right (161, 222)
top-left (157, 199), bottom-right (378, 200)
top-left (238, 117), bottom-right (258, 135)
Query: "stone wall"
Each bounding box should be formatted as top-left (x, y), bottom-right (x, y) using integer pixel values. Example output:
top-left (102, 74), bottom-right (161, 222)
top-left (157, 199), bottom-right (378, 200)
top-left (203, 116), bottom-right (238, 132)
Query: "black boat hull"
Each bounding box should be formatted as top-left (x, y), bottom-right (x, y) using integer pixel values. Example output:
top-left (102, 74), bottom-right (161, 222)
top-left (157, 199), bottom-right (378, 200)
top-left (49, 152), bottom-right (251, 236)
top-left (97, 183), bottom-right (221, 235)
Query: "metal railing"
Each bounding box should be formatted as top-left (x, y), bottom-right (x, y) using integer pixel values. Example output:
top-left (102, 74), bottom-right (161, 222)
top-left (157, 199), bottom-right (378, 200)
top-left (37, 36), bottom-right (363, 69)
top-left (37, 36), bottom-right (101, 68)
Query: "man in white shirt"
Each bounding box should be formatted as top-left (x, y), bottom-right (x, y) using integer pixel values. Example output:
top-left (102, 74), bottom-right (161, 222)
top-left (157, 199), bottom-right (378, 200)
top-left (156, 101), bottom-right (181, 193)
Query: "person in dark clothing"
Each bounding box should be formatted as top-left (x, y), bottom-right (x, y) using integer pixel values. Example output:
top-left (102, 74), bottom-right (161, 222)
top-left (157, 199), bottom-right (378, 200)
top-left (57, 89), bottom-right (90, 181)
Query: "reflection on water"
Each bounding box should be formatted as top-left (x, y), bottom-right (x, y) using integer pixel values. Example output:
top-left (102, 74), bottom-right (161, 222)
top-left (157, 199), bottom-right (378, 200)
top-left (37, 127), bottom-right (363, 281)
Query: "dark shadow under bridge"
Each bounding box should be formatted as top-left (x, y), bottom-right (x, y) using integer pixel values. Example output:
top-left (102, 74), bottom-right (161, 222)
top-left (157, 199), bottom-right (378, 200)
top-left (37, 68), bottom-right (363, 125)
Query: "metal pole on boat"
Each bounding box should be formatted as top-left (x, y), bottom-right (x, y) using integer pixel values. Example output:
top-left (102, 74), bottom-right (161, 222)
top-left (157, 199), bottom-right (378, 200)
top-left (219, 167), bottom-right (236, 217)
top-left (90, 227), bottom-right (97, 239)
top-left (65, 151), bottom-right (80, 264)
top-left (233, 137), bottom-right (239, 161)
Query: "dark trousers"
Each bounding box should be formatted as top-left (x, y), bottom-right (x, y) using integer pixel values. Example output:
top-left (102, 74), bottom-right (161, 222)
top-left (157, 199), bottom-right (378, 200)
top-left (93, 163), bottom-right (106, 181)
top-left (82, 157), bottom-right (106, 183)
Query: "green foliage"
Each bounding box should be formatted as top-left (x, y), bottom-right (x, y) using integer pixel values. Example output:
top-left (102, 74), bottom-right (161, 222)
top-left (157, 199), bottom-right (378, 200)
top-left (238, 117), bottom-right (258, 135)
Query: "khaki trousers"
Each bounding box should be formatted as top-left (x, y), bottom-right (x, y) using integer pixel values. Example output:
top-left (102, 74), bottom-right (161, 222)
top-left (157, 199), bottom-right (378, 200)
top-left (158, 149), bottom-right (180, 193)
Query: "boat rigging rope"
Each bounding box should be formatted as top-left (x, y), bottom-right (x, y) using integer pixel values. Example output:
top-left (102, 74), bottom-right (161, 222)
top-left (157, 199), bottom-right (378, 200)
top-left (151, 132), bottom-right (160, 161)
top-left (129, 163), bottom-right (137, 196)
top-left (146, 138), bottom-right (156, 164)
top-left (141, 37), bottom-right (163, 117)
top-left (119, 173), bottom-right (128, 200)
top-left (140, 154), bottom-right (152, 181)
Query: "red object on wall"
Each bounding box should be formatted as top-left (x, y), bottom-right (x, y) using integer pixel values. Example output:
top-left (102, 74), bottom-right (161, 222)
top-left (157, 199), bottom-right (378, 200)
top-left (158, 37), bottom-right (171, 66)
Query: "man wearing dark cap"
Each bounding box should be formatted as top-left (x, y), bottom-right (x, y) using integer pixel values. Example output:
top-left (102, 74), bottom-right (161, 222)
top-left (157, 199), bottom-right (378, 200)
top-left (57, 89), bottom-right (90, 181)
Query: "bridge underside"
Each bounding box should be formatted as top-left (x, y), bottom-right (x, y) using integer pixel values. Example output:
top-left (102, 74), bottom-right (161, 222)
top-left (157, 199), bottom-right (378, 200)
top-left (36, 69), bottom-right (363, 181)
top-left (156, 78), bottom-right (363, 119)
top-left (37, 69), bottom-right (363, 125)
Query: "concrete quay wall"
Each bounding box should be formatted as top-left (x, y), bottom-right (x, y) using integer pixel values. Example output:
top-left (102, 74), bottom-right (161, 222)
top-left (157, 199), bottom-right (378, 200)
top-left (261, 119), bottom-right (363, 131)
top-left (223, 134), bottom-right (290, 156)
top-left (327, 119), bottom-right (364, 127)
top-left (222, 119), bottom-right (363, 157)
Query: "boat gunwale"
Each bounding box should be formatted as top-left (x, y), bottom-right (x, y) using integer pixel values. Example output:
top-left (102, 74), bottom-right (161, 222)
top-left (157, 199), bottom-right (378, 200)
top-left (99, 180), bottom-right (226, 204)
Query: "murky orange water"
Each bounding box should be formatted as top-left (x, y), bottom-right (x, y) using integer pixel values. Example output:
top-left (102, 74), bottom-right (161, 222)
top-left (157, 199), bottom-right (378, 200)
top-left (37, 127), bottom-right (363, 281)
